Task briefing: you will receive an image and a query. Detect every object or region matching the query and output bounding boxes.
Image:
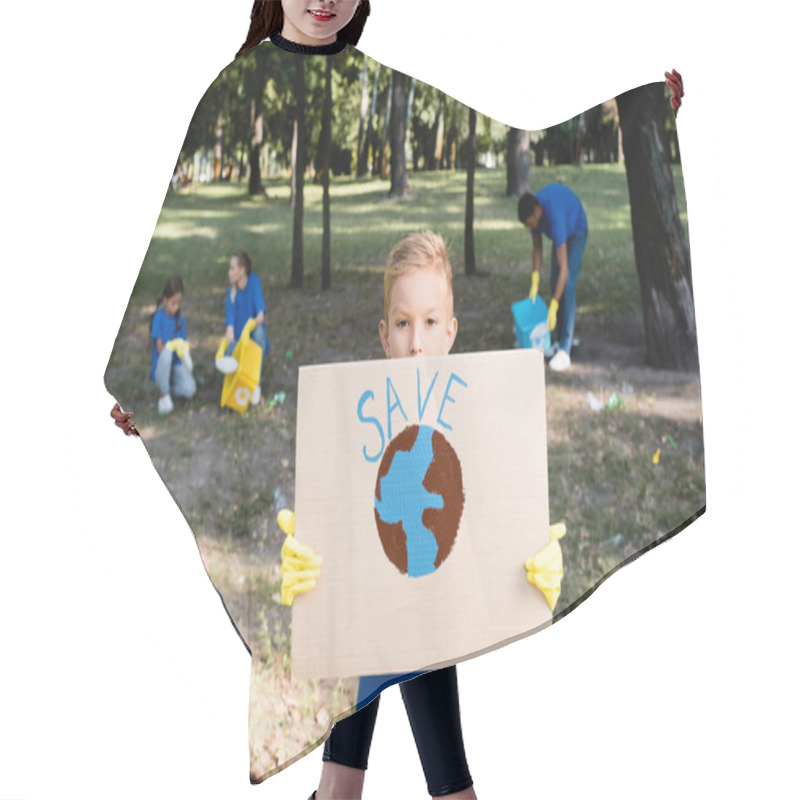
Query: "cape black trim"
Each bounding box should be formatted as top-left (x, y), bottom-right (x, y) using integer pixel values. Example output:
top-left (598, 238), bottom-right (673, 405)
top-left (270, 32), bottom-right (347, 55)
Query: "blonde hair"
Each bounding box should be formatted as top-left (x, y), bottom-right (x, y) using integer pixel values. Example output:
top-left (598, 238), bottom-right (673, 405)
top-left (383, 231), bottom-right (454, 322)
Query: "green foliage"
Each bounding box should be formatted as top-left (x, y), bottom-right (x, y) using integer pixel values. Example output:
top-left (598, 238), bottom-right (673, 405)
top-left (176, 46), bottom-right (686, 186)
top-left (177, 46), bottom-right (532, 179)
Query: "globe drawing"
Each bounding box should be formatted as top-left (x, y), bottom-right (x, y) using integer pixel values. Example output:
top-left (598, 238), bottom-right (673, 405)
top-left (373, 424), bottom-right (465, 577)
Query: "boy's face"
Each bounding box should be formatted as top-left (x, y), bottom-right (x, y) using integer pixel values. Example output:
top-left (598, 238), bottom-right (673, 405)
top-left (524, 207), bottom-right (542, 231)
top-left (379, 266), bottom-right (457, 360)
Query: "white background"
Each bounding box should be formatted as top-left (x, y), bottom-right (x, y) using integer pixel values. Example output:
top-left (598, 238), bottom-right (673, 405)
top-left (1, 1), bottom-right (797, 798)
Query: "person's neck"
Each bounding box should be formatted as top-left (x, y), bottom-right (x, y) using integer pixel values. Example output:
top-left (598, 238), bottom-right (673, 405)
top-left (236, 274), bottom-right (248, 291)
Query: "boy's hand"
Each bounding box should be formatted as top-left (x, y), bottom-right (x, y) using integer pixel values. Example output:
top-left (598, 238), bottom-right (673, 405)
top-left (278, 509), bottom-right (322, 606)
top-left (529, 271), bottom-right (540, 300)
top-left (547, 299), bottom-right (559, 331)
top-left (525, 522), bottom-right (566, 611)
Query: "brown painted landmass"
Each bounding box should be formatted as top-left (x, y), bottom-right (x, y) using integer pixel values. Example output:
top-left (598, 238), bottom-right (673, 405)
top-left (374, 425), bottom-right (465, 575)
top-left (423, 429), bottom-right (465, 568)
top-left (374, 425), bottom-right (419, 574)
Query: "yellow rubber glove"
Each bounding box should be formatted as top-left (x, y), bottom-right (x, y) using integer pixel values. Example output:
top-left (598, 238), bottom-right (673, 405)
top-left (652, 448), bottom-right (661, 465)
top-left (278, 509), bottom-right (322, 606)
top-left (547, 299), bottom-right (559, 332)
top-left (165, 339), bottom-right (190, 359)
top-left (529, 271), bottom-right (540, 300)
top-left (165, 338), bottom-right (192, 371)
top-left (525, 522), bottom-right (566, 611)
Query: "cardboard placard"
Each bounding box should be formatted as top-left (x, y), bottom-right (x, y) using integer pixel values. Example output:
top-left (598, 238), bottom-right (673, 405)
top-left (291, 349), bottom-right (551, 680)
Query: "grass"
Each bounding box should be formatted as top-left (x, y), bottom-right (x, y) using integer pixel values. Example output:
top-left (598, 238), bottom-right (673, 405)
top-left (104, 164), bottom-right (702, 777)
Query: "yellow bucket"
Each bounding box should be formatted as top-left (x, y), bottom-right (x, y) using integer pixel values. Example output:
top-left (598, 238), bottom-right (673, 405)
top-left (216, 318), bottom-right (263, 413)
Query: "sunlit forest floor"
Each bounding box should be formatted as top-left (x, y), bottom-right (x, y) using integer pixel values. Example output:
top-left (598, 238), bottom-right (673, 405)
top-left (105, 165), bottom-right (704, 775)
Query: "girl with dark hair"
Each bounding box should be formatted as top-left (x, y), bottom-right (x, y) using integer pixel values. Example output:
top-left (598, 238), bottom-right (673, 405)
top-left (236, 0), bottom-right (371, 58)
top-left (149, 276), bottom-right (196, 415)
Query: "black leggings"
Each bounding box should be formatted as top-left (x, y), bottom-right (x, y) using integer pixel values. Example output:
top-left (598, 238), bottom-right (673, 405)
top-left (323, 666), bottom-right (473, 797)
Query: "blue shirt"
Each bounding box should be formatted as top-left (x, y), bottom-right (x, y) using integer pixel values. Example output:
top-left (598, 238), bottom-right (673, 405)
top-left (150, 307), bottom-right (187, 382)
top-left (530, 184), bottom-right (588, 249)
top-left (225, 273), bottom-right (266, 341)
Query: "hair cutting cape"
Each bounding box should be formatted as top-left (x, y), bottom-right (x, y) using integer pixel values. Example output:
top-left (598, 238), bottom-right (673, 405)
top-left (104, 35), bottom-right (705, 782)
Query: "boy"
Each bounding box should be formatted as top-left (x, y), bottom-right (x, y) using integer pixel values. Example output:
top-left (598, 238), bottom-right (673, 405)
top-left (518, 186), bottom-right (588, 372)
top-left (282, 231), bottom-right (561, 800)
top-left (286, 232), bottom-right (475, 800)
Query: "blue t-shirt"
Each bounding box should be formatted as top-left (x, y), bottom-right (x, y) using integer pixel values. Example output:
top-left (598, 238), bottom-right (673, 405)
top-left (225, 273), bottom-right (267, 341)
top-left (150, 307), bottom-right (187, 382)
top-left (530, 183), bottom-right (588, 248)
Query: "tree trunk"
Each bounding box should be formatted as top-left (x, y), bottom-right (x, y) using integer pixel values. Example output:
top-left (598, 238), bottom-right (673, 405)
top-left (378, 79), bottom-right (392, 179)
top-left (464, 107), bottom-right (477, 276)
top-left (411, 119), bottom-right (420, 172)
top-left (247, 97), bottom-right (263, 194)
top-left (368, 63), bottom-right (380, 177)
top-left (575, 112), bottom-right (585, 167)
top-left (447, 111), bottom-right (458, 170)
top-left (214, 70), bottom-right (229, 182)
top-left (388, 70), bottom-right (411, 198)
top-left (506, 128), bottom-right (530, 196)
top-left (617, 83), bottom-right (698, 371)
top-left (290, 119), bottom-right (298, 207)
top-left (321, 58), bottom-right (332, 291)
top-left (238, 134), bottom-right (247, 184)
top-left (405, 77), bottom-right (416, 139)
top-left (291, 55), bottom-right (306, 289)
top-left (533, 139), bottom-right (545, 167)
top-left (246, 50), bottom-right (270, 195)
top-left (406, 77), bottom-right (417, 170)
top-left (356, 54), bottom-right (370, 177)
top-left (434, 96), bottom-right (445, 169)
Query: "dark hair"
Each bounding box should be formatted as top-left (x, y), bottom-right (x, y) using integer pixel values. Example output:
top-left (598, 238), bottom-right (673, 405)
top-left (233, 250), bottom-right (253, 275)
top-left (148, 276), bottom-right (185, 352)
top-left (236, 0), bottom-right (371, 59)
top-left (517, 193), bottom-right (540, 224)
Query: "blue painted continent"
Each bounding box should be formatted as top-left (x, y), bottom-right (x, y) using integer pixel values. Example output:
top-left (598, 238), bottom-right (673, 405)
top-left (374, 425), bottom-right (444, 577)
